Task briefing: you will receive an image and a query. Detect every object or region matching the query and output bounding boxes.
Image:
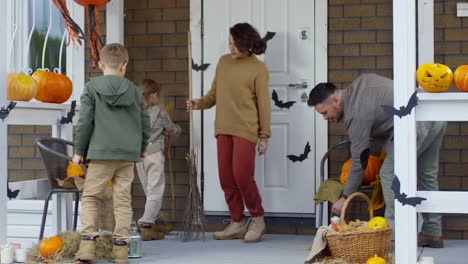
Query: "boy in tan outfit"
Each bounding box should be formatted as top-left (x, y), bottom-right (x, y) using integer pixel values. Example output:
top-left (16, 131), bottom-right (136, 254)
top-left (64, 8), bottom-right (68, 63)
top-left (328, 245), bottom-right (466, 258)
top-left (73, 43), bottom-right (150, 264)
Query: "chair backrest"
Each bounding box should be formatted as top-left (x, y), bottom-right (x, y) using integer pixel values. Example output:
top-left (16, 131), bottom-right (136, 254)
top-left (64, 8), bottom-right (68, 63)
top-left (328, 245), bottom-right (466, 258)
top-left (36, 137), bottom-right (74, 189)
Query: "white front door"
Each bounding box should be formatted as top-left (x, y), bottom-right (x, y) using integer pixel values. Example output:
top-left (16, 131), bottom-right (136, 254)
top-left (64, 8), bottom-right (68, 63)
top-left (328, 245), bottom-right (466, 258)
top-left (202, 0), bottom-right (324, 214)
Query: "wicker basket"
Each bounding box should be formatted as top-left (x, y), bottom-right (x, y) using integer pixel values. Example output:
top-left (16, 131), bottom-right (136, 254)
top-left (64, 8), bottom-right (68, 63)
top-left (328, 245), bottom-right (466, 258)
top-left (326, 192), bottom-right (392, 264)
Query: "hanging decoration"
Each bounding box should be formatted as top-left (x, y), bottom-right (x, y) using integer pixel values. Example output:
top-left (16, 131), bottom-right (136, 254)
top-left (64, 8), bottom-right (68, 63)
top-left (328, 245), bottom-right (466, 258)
top-left (287, 141), bottom-right (311, 163)
top-left (0, 102), bottom-right (17, 122)
top-left (191, 58), bottom-right (210, 72)
top-left (75, 0), bottom-right (110, 68)
top-left (272, 90), bottom-right (296, 109)
top-left (59, 100), bottom-right (77, 124)
top-left (381, 90), bottom-right (418, 118)
top-left (7, 180), bottom-right (20, 200)
top-left (52, 0), bottom-right (85, 46)
top-left (262, 31), bottom-right (276, 42)
top-left (392, 175), bottom-right (426, 207)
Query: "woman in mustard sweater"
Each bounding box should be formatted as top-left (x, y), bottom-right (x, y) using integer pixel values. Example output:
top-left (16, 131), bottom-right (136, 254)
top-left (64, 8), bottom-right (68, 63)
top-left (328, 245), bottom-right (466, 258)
top-left (187, 22), bottom-right (271, 243)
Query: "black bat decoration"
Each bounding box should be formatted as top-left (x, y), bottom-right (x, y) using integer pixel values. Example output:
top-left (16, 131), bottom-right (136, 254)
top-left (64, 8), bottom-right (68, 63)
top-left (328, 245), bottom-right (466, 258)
top-left (392, 175), bottom-right (426, 207)
top-left (191, 58), bottom-right (210, 72)
top-left (59, 100), bottom-right (77, 124)
top-left (272, 90), bottom-right (296, 109)
top-left (7, 181), bottom-right (20, 200)
top-left (0, 102), bottom-right (17, 122)
top-left (381, 91), bottom-right (418, 118)
top-left (262, 31), bottom-right (276, 42)
top-left (287, 141), bottom-right (311, 163)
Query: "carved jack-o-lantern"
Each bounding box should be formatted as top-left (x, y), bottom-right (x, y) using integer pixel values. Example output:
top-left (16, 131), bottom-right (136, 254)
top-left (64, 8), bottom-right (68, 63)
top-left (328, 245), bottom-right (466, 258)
top-left (416, 63), bottom-right (453, 93)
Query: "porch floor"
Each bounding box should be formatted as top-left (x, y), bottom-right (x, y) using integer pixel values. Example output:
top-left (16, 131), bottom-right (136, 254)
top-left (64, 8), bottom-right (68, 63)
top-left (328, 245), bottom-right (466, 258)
top-left (92, 233), bottom-right (467, 264)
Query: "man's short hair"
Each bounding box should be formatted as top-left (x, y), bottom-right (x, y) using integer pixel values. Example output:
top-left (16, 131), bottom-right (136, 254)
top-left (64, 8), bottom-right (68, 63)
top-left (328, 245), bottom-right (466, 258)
top-left (308, 82), bottom-right (338, 106)
top-left (99, 43), bottom-right (129, 69)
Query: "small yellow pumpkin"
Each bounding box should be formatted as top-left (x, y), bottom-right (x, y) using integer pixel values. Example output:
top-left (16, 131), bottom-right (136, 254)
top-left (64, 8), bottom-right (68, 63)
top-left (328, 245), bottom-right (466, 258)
top-left (366, 254), bottom-right (387, 264)
top-left (66, 162), bottom-right (85, 177)
top-left (416, 63), bottom-right (453, 92)
top-left (7, 73), bottom-right (37, 101)
top-left (368, 216), bottom-right (388, 230)
top-left (39, 236), bottom-right (64, 257)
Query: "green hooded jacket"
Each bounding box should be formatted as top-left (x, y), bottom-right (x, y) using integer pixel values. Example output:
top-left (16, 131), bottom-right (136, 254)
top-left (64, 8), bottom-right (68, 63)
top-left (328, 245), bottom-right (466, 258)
top-left (75, 75), bottom-right (150, 162)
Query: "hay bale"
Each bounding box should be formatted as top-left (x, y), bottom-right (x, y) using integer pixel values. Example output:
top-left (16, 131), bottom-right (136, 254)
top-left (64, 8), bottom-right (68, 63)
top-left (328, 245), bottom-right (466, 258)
top-left (30, 231), bottom-right (114, 263)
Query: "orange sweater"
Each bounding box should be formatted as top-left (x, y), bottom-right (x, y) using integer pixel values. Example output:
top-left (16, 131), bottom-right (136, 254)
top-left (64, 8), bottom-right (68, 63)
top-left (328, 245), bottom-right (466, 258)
top-left (198, 54), bottom-right (271, 143)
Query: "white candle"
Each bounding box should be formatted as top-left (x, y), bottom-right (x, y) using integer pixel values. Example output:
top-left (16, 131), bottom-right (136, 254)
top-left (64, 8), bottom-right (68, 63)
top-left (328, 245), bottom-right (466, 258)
top-left (0, 245), bottom-right (14, 264)
top-left (14, 248), bottom-right (27, 263)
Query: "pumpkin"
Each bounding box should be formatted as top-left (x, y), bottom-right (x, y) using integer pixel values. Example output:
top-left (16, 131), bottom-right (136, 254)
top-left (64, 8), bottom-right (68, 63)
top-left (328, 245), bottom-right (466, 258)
top-left (368, 216), bottom-right (388, 230)
top-left (39, 236), bottom-right (64, 257)
top-left (66, 162), bottom-right (85, 177)
top-left (340, 155), bottom-right (383, 185)
top-left (32, 70), bottom-right (73, 103)
top-left (7, 73), bottom-right (37, 101)
top-left (416, 63), bottom-right (453, 92)
top-left (366, 255), bottom-right (387, 264)
top-left (454, 65), bottom-right (468, 92)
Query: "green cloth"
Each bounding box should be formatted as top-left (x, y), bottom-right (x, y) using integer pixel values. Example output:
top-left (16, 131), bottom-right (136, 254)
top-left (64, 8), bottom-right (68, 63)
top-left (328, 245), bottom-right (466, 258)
top-left (314, 179), bottom-right (344, 205)
top-left (75, 75), bottom-right (150, 162)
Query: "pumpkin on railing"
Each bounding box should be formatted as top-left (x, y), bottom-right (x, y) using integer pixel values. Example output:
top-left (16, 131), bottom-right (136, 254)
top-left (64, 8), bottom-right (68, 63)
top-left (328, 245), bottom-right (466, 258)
top-left (7, 73), bottom-right (37, 101)
top-left (416, 63), bottom-right (453, 93)
top-left (454, 65), bottom-right (468, 92)
top-left (32, 70), bottom-right (73, 104)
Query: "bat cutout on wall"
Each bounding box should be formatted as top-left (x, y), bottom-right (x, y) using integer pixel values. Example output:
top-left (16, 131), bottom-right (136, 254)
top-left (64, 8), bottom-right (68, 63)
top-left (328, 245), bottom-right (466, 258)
top-left (191, 58), bottom-right (210, 72)
top-left (381, 91), bottom-right (418, 118)
top-left (287, 141), bottom-right (311, 163)
top-left (0, 102), bottom-right (17, 122)
top-left (7, 180), bottom-right (20, 200)
top-left (272, 90), bottom-right (296, 109)
top-left (59, 100), bottom-right (77, 124)
top-left (262, 31), bottom-right (276, 42)
top-left (392, 175), bottom-right (426, 207)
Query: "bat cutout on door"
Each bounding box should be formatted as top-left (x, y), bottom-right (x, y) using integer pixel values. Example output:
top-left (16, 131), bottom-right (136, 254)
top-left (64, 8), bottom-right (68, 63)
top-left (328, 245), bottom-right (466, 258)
top-left (287, 141), bottom-right (311, 163)
top-left (272, 90), bottom-right (296, 109)
top-left (7, 180), bottom-right (20, 200)
top-left (392, 175), bottom-right (426, 207)
top-left (381, 91), bottom-right (418, 118)
top-left (59, 100), bottom-right (77, 124)
top-left (262, 31), bottom-right (276, 42)
top-left (0, 101), bottom-right (17, 122)
top-left (191, 58), bottom-right (210, 72)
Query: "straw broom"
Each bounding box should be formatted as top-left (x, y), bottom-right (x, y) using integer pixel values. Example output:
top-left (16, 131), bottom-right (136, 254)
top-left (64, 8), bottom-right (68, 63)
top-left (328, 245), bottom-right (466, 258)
top-left (179, 31), bottom-right (206, 241)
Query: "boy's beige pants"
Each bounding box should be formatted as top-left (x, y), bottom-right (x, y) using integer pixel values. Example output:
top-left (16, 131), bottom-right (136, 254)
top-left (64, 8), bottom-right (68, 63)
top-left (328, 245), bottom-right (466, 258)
top-left (80, 160), bottom-right (134, 242)
top-left (136, 150), bottom-right (165, 224)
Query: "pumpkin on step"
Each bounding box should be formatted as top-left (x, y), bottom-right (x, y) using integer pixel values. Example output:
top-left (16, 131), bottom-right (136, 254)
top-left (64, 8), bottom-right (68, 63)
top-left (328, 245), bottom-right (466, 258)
top-left (32, 70), bottom-right (73, 104)
top-left (454, 65), bottom-right (468, 92)
top-left (7, 73), bottom-right (37, 101)
top-left (39, 236), bottom-right (64, 257)
top-left (416, 63), bottom-right (453, 92)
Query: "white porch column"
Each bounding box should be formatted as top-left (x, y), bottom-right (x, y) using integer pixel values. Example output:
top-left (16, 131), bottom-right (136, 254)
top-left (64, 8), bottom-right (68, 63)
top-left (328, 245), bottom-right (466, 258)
top-left (106, 0), bottom-right (124, 45)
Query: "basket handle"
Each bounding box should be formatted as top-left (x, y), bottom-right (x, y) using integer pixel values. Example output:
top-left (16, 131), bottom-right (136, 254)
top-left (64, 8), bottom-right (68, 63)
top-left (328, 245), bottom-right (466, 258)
top-left (339, 192), bottom-right (374, 224)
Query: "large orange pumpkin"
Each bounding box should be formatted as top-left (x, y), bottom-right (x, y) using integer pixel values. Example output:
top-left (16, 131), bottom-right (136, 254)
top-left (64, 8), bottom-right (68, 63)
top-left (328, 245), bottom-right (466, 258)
top-left (32, 70), bottom-right (73, 103)
top-left (454, 65), bottom-right (468, 92)
top-left (340, 155), bottom-right (384, 185)
top-left (416, 63), bottom-right (453, 92)
top-left (39, 236), bottom-right (64, 257)
top-left (7, 73), bottom-right (37, 101)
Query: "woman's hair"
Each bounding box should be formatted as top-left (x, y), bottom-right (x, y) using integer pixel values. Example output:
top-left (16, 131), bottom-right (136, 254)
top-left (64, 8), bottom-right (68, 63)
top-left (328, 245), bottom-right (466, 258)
top-left (139, 79), bottom-right (161, 107)
top-left (229, 23), bottom-right (267, 55)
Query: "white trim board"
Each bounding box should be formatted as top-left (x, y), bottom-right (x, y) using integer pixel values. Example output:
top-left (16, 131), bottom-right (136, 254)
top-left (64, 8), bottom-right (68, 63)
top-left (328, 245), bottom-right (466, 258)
top-left (457, 2), bottom-right (468, 17)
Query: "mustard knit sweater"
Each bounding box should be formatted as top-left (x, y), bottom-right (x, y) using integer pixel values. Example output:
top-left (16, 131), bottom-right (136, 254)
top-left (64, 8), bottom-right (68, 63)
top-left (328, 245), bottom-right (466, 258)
top-left (198, 54), bottom-right (271, 143)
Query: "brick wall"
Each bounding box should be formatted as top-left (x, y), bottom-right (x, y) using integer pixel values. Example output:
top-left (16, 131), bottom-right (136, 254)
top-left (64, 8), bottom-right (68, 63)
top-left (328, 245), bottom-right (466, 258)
top-left (329, 0), bottom-right (468, 239)
top-left (124, 0), bottom-right (190, 226)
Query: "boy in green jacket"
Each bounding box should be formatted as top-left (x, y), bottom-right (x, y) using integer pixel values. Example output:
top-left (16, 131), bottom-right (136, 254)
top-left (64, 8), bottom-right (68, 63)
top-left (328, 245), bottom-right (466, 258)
top-left (73, 43), bottom-right (150, 264)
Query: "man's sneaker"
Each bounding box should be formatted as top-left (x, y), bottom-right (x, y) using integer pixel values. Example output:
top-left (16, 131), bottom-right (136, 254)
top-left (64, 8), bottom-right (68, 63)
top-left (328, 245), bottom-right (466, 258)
top-left (244, 216), bottom-right (265, 243)
top-left (213, 219), bottom-right (248, 240)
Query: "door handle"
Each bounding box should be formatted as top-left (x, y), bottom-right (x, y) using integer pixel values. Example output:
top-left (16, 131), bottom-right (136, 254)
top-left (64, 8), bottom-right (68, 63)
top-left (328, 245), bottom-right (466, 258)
top-left (288, 81), bottom-right (308, 89)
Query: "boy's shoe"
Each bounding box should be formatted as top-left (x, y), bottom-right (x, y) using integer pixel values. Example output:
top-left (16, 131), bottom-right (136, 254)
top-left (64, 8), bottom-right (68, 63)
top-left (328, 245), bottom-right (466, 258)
top-left (139, 223), bottom-right (165, 241)
top-left (417, 233), bottom-right (444, 248)
top-left (213, 219), bottom-right (248, 240)
top-left (244, 216), bottom-right (265, 243)
top-left (112, 240), bottom-right (129, 264)
top-left (74, 236), bottom-right (96, 262)
top-left (154, 218), bottom-right (174, 234)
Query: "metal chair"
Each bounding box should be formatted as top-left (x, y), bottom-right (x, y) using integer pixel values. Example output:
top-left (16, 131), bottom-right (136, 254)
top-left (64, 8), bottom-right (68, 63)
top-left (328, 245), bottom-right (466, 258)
top-left (317, 140), bottom-right (374, 227)
top-left (36, 137), bottom-right (82, 241)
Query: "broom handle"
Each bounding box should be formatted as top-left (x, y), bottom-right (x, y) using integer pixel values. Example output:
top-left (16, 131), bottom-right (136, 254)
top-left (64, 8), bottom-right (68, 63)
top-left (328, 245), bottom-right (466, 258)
top-left (188, 31), bottom-right (194, 151)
